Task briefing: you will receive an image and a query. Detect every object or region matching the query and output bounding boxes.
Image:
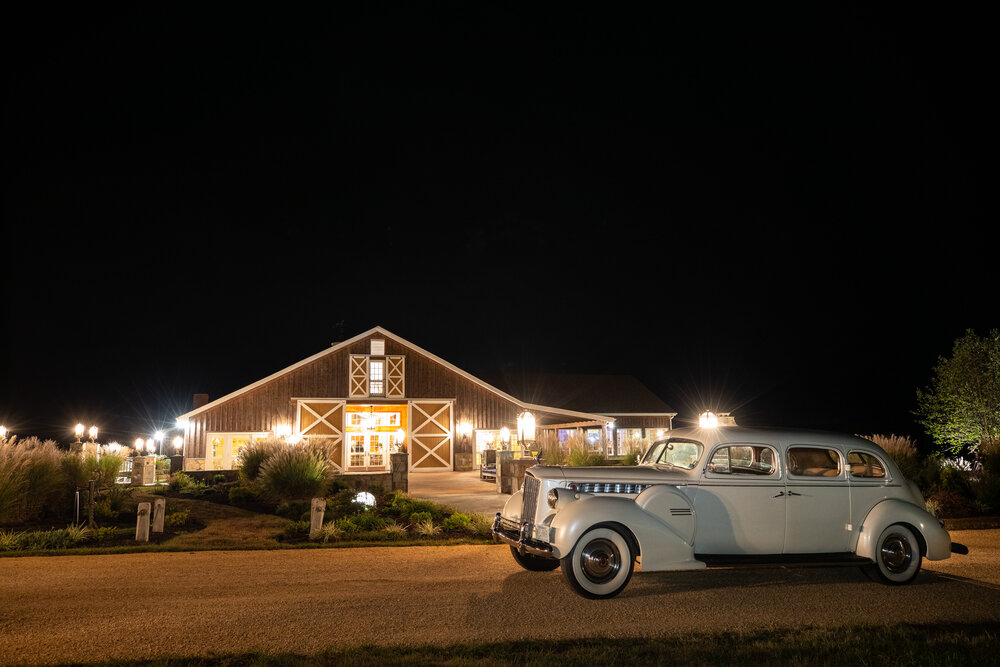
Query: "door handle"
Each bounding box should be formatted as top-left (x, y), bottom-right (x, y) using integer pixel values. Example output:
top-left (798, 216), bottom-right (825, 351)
top-left (787, 491), bottom-right (801, 496)
top-left (773, 491), bottom-right (785, 498)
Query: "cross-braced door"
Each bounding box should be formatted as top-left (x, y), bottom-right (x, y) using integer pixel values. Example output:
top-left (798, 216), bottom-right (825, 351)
top-left (296, 400), bottom-right (345, 471)
top-left (409, 400), bottom-right (452, 471)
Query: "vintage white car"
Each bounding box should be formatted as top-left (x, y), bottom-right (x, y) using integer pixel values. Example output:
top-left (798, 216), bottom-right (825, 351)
top-left (492, 424), bottom-right (964, 598)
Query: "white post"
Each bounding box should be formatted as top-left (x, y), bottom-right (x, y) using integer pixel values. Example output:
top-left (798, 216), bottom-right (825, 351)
top-left (152, 498), bottom-right (165, 533)
top-left (309, 498), bottom-right (326, 539)
top-left (135, 502), bottom-right (150, 542)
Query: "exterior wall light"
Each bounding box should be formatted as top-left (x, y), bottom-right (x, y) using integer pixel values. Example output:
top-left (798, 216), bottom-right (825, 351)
top-left (517, 411), bottom-right (535, 444)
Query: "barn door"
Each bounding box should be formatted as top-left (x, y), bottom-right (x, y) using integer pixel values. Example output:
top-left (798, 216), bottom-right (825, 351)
top-left (409, 400), bottom-right (453, 471)
top-left (349, 355), bottom-right (368, 398)
top-left (296, 400), bottom-right (345, 471)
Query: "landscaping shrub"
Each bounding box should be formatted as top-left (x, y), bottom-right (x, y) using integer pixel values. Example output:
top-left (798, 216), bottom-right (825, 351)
top-left (164, 510), bottom-right (190, 527)
top-left (442, 512), bottom-right (471, 531)
top-left (275, 500), bottom-right (311, 519)
top-left (228, 485), bottom-right (259, 504)
top-left (0, 529), bottom-right (24, 551)
top-left (283, 520), bottom-right (310, 538)
top-left (926, 490), bottom-right (979, 518)
top-left (258, 448), bottom-right (332, 502)
top-left (236, 438), bottom-right (284, 483)
top-left (353, 511), bottom-right (388, 531)
top-left (409, 511), bottom-right (432, 525)
top-left (413, 519), bottom-right (440, 537)
top-left (0, 436), bottom-right (67, 523)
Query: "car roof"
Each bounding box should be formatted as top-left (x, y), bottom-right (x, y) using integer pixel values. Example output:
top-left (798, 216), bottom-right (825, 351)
top-left (664, 426), bottom-right (883, 452)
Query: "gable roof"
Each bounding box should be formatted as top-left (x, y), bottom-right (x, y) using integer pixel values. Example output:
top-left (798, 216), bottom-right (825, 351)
top-left (485, 372), bottom-right (675, 416)
top-left (177, 326), bottom-right (628, 424)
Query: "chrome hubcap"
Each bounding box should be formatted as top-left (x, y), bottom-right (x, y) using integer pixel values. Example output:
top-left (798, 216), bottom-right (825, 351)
top-left (580, 538), bottom-right (621, 583)
top-left (881, 534), bottom-right (912, 574)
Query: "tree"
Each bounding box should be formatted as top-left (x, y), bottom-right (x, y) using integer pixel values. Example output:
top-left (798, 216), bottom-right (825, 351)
top-left (916, 329), bottom-right (1000, 455)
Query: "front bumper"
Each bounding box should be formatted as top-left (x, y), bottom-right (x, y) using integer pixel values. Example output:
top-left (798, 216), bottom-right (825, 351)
top-left (492, 512), bottom-right (555, 558)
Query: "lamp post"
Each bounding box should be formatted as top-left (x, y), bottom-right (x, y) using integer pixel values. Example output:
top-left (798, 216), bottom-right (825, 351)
top-left (517, 410), bottom-right (535, 458)
top-left (499, 426), bottom-right (511, 451)
top-left (170, 435), bottom-right (184, 475)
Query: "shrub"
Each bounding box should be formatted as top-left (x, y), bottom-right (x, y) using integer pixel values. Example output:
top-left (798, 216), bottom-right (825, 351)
top-left (164, 510), bottom-right (190, 527)
top-left (926, 490), bottom-right (979, 518)
top-left (0, 436), bottom-right (67, 523)
top-left (275, 500), bottom-right (311, 519)
top-left (283, 520), bottom-right (310, 537)
top-left (314, 521), bottom-right (344, 543)
top-left (228, 485), bottom-right (259, 504)
top-left (0, 529), bottom-right (24, 551)
top-left (90, 526), bottom-right (125, 543)
top-left (467, 512), bottom-right (494, 536)
top-left (237, 438), bottom-right (284, 483)
top-left (413, 519), bottom-right (441, 537)
top-left (409, 511), bottom-right (432, 525)
top-left (353, 511), bottom-right (388, 531)
top-left (380, 523), bottom-right (408, 540)
top-left (442, 513), bottom-right (471, 531)
top-left (258, 448), bottom-right (332, 502)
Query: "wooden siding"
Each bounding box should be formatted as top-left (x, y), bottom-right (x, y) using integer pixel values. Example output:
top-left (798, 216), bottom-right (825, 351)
top-left (185, 334), bottom-right (523, 460)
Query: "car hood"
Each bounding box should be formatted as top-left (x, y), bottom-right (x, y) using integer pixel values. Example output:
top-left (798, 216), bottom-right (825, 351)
top-left (526, 464), bottom-right (693, 485)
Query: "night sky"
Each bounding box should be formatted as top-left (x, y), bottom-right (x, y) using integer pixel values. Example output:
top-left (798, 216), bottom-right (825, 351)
top-left (2, 5), bottom-right (993, 449)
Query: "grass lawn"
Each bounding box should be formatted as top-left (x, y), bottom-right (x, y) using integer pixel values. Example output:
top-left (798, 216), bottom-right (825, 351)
top-left (0, 486), bottom-right (495, 556)
top-left (36, 623), bottom-right (1000, 666)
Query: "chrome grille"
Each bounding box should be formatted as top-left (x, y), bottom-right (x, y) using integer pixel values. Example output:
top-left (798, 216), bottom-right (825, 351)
top-left (568, 482), bottom-right (652, 494)
top-left (521, 474), bottom-right (540, 525)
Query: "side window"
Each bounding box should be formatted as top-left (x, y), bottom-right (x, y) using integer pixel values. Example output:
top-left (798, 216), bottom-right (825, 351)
top-left (707, 445), bottom-right (776, 475)
top-left (787, 447), bottom-right (842, 477)
top-left (848, 451), bottom-right (886, 478)
top-left (708, 448), bottom-right (730, 474)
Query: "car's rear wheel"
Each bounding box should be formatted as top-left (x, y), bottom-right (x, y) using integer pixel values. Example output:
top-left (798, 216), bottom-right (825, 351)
top-left (510, 545), bottom-right (560, 571)
top-left (862, 524), bottom-right (922, 584)
top-left (561, 525), bottom-right (635, 599)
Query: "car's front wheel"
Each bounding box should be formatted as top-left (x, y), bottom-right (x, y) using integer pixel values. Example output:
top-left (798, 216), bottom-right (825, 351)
top-left (510, 545), bottom-right (561, 571)
top-left (561, 525), bottom-right (635, 599)
top-left (862, 524), bottom-right (922, 584)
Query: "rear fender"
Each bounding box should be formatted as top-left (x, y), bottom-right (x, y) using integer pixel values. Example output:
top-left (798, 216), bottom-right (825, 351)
top-left (856, 499), bottom-right (952, 562)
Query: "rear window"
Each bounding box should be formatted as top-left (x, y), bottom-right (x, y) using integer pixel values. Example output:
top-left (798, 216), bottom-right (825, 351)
top-left (787, 446), bottom-right (842, 477)
top-left (848, 451), bottom-right (886, 478)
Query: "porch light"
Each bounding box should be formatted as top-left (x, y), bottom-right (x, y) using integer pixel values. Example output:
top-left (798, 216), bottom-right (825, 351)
top-left (699, 411), bottom-right (719, 428)
top-left (274, 424), bottom-right (292, 438)
top-left (517, 411), bottom-right (535, 444)
top-left (458, 422), bottom-right (473, 437)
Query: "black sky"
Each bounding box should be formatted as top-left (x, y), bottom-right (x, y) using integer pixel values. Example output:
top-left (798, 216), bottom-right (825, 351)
top-left (2, 4), bottom-right (994, 448)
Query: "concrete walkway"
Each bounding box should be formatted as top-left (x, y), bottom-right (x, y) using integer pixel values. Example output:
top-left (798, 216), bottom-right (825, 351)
top-left (407, 469), bottom-right (511, 515)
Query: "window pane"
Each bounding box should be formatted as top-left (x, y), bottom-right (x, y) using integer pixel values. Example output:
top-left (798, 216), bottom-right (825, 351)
top-left (848, 451), bottom-right (886, 478)
top-left (788, 447), bottom-right (842, 477)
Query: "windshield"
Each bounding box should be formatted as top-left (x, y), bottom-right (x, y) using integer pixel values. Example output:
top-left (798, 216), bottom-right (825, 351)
top-left (641, 438), bottom-right (704, 470)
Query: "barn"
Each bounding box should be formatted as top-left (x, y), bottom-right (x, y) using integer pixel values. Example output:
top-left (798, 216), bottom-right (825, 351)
top-left (175, 326), bottom-right (675, 475)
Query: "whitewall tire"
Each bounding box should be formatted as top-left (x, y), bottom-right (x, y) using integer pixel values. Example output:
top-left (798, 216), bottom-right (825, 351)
top-left (561, 525), bottom-right (635, 599)
top-left (863, 524), bottom-right (922, 585)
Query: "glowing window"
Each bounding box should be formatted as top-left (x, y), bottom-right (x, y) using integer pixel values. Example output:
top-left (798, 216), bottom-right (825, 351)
top-left (369, 359), bottom-right (385, 396)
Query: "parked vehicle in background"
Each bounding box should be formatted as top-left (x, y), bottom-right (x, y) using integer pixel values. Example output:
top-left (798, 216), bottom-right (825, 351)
top-left (493, 422), bottom-right (965, 598)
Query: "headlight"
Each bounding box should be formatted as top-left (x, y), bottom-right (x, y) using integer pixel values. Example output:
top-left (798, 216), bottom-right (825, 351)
top-left (547, 489), bottom-right (558, 509)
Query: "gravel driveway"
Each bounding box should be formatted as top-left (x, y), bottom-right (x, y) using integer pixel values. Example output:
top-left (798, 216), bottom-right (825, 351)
top-left (1, 530), bottom-right (998, 666)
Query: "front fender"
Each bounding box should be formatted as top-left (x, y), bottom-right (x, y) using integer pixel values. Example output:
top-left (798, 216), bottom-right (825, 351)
top-left (856, 499), bottom-right (952, 562)
top-left (550, 491), bottom-right (705, 572)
